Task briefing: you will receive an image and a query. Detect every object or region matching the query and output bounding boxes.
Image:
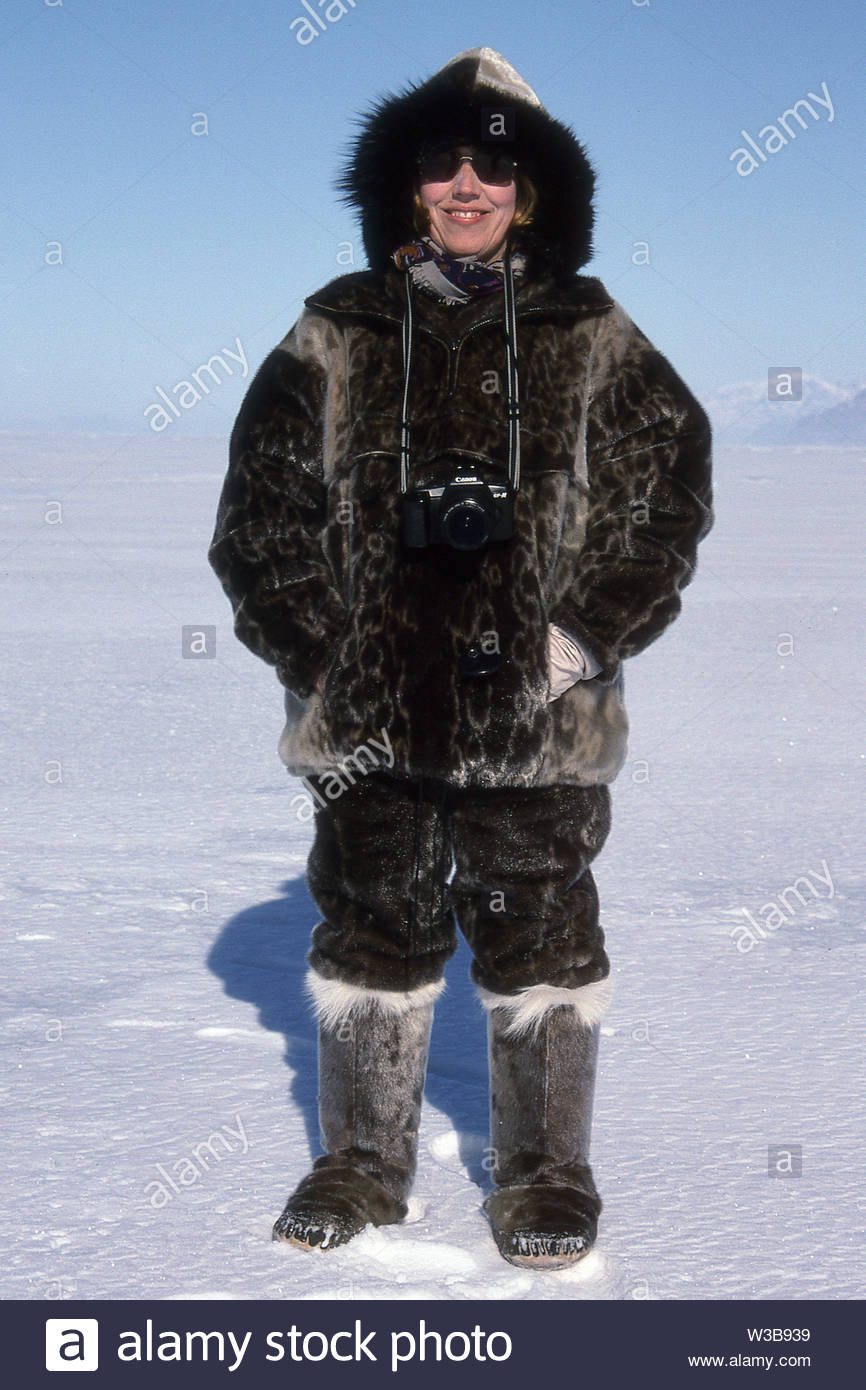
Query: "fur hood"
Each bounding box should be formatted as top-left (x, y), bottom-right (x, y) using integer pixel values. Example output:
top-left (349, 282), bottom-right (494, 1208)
top-left (334, 46), bottom-right (596, 282)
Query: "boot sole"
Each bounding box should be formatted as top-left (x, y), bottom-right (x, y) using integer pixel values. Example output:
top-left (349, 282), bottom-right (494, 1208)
top-left (279, 1232), bottom-right (332, 1252)
top-left (491, 1219), bottom-right (597, 1270)
top-left (272, 1210), bottom-right (358, 1252)
top-left (501, 1248), bottom-right (589, 1270)
top-left (272, 1222), bottom-right (353, 1251)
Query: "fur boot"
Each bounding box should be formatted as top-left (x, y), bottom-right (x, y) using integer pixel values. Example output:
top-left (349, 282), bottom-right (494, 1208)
top-left (272, 976), bottom-right (438, 1250)
top-left (482, 988), bottom-right (605, 1270)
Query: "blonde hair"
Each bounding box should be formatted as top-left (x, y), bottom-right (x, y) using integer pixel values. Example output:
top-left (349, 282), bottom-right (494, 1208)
top-left (410, 169), bottom-right (538, 238)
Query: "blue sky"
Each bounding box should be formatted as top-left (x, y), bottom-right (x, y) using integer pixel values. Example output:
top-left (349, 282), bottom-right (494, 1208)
top-left (2, 0), bottom-right (863, 434)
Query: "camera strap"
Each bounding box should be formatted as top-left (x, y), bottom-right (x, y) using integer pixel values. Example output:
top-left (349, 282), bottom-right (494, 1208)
top-left (399, 271), bottom-right (415, 494)
top-left (502, 246), bottom-right (521, 492)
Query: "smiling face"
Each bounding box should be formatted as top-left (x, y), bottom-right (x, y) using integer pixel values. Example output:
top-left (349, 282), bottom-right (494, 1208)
top-left (417, 145), bottom-right (517, 261)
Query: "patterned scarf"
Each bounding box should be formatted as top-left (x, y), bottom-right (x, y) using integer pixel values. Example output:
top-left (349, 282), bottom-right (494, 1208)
top-left (391, 234), bottom-right (527, 304)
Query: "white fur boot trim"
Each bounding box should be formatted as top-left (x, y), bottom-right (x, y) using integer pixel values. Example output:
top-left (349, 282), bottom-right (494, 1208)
top-left (305, 969), bottom-right (445, 1033)
top-left (477, 976), bottom-right (614, 1040)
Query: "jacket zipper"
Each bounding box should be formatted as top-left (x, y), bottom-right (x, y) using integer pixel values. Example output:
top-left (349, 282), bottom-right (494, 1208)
top-left (441, 304), bottom-right (611, 395)
top-left (303, 299), bottom-right (613, 361)
top-left (304, 302), bottom-right (611, 398)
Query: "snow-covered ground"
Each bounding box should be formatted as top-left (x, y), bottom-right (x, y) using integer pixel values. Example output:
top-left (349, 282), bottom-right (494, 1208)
top-left (2, 432), bottom-right (863, 1301)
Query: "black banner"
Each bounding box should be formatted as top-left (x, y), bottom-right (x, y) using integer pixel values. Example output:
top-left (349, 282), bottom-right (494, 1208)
top-left (6, 1298), bottom-right (860, 1387)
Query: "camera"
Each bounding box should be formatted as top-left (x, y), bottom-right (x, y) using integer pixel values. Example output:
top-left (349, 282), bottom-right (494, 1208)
top-left (401, 466), bottom-right (514, 550)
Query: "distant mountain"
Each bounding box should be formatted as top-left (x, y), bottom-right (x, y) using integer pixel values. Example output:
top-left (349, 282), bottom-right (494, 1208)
top-left (703, 377), bottom-right (866, 446)
top-left (789, 387), bottom-right (866, 445)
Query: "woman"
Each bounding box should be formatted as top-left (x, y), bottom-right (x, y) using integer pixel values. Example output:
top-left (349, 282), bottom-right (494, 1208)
top-left (208, 48), bottom-right (713, 1269)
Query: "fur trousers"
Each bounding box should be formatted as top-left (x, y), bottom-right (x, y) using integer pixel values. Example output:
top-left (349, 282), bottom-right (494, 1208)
top-left (303, 770), bottom-right (612, 1000)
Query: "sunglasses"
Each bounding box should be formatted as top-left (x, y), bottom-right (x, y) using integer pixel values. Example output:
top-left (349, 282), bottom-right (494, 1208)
top-left (415, 147), bottom-right (517, 186)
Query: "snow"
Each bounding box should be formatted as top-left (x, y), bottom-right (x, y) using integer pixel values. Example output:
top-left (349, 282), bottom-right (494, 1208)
top-left (2, 431), bottom-right (864, 1301)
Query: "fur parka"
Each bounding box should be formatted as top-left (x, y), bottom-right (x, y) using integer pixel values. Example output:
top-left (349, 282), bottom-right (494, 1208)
top-left (208, 48), bottom-right (713, 789)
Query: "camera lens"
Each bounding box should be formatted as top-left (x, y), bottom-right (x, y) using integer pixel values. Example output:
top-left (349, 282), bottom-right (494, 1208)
top-left (440, 498), bottom-right (490, 549)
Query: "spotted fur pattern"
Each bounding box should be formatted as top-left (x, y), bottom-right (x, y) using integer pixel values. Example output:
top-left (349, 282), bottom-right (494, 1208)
top-left (209, 266), bottom-right (712, 788)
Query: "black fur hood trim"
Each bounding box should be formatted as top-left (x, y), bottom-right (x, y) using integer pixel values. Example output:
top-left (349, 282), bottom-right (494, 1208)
top-left (334, 47), bottom-right (596, 282)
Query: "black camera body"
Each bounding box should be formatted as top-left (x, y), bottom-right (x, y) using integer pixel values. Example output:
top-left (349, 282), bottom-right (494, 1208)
top-left (401, 469), bottom-right (515, 550)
